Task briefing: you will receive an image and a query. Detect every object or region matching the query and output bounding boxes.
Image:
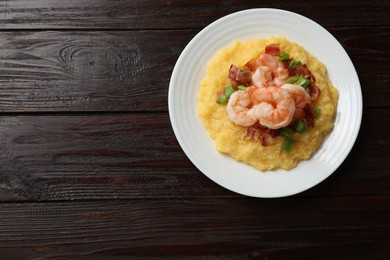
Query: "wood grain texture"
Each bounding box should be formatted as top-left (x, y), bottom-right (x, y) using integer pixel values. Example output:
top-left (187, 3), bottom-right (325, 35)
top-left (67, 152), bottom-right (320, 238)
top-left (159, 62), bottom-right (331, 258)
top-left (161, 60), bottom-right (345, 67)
top-left (0, 0), bottom-right (388, 29)
top-left (0, 1), bottom-right (388, 258)
top-left (332, 27), bottom-right (390, 107)
top-left (0, 27), bottom-right (388, 113)
top-left (0, 197), bottom-right (389, 259)
top-left (0, 30), bottom-right (193, 112)
top-left (0, 113), bottom-right (227, 201)
top-left (0, 109), bottom-right (388, 202)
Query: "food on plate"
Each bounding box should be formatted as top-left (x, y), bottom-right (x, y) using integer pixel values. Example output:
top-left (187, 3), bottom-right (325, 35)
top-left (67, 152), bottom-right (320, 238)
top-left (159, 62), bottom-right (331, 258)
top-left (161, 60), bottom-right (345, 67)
top-left (197, 36), bottom-right (338, 170)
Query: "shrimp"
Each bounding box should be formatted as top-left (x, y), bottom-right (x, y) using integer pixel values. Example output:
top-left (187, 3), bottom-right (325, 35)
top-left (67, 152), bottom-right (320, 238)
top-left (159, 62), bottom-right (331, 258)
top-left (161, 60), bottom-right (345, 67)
top-left (251, 53), bottom-right (289, 87)
top-left (248, 86), bottom-right (295, 129)
top-left (256, 53), bottom-right (279, 71)
top-left (273, 64), bottom-right (289, 87)
top-left (226, 90), bottom-right (257, 127)
top-left (281, 84), bottom-right (311, 120)
top-left (252, 66), bottom-right (273, 88)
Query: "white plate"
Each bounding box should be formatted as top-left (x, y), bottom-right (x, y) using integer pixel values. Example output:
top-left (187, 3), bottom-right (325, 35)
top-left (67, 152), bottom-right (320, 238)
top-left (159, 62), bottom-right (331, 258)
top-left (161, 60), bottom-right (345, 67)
top-left (168, 8), bottom-right (362, 198)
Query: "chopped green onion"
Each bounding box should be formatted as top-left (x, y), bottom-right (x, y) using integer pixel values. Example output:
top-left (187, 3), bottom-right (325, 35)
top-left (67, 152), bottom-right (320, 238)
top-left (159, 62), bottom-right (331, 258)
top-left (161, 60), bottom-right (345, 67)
top-left (301, 78), bottom-right (311, 88)
top-left (314, 107), bottom-right (321, 118)
top-left (283, 138), bottom-right (294, 152)
top-left (286, 75), bottom-right (311, 89)
top-left (294, 77), bottom-right (311, 89)
top-left (216, 95), bottom-right (228, 104)
top-left (279, 51), bottom-right (290, 61)
top-left (216, 85), bottom-right (237, 104)
top-left (237, 85), bottom-right (247, 91)
top-left (294, 76), bottom-right (306, 86)
top-left (286, 76), bottom-right (299, 84)
top-left (280, 127), bottom-right (294, 152)
top-left (289, 59), bottom-right (302, 67)
top-left (224, 85), bottom-right (235, 98)
top-left (295, 120), bottom-right (308, 133)
top-left (280, 127), bottom-right (294, 139)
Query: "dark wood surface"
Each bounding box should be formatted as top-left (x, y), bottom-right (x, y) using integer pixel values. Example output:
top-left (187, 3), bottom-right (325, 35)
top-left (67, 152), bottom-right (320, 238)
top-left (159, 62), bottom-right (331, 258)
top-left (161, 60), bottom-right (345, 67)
top-left (0, 1), bottom-right (389, 259)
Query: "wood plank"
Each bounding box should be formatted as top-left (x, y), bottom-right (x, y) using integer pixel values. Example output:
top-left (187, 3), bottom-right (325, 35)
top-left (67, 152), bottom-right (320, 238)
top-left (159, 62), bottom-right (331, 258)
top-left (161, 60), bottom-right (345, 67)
top-left (0, 113), bottom-right (230, 201)
top-left (0, 28), bottom-right (388, 113)
top-left (0, 0), bottom-right (387, 29)
top-left (331, 27), bottom-right (390, 108)
top-left (0, 109), bottom-right (388, 201)
top-left (0, 30), bottom-right (195, 112)
top-left (0, 197), bottom-right (389, 259)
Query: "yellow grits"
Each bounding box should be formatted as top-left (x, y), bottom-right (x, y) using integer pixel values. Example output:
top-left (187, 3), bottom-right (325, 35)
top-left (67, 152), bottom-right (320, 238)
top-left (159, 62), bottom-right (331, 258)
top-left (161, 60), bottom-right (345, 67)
top-left (197, 36), bottom-right (338, 170)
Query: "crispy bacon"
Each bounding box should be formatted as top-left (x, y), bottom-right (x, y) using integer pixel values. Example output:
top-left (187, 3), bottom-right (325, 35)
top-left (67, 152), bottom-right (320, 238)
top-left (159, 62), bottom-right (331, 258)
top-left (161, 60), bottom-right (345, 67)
top-left (268, 129), bottom-right (280, 138)
top-left (238, 70), bottom-right (252, 84)
top-left (229, 64), bottom-right (252, 86)
top-left (289, 64), bottom-right (316, 83)
top-left (216, 88), bottom-right (225, 99)
top-left (260, 129), bottom-right (279, 146)
top-left (229, 79), bottom-right (240, 89)
top-left (260, 132), bottom-right (274, 146)
top-left (229, 64), bottom-right (240, 80)
top-left (286, 62), bottom-right (320, 101)
top-left (246, 126), bottom-right (262, 141)
top-left (265, 44), bottom-right (280, 56)
top-left (246, 126), bottom-right (279, 146)
top-left (279, 60), bottom-right (290, 69)
top-left (244, 58), bottom-right (258, 72)
top-left (307, 84), bottom-right (321, 101)
top-left (228, 65), bottom-right (242, 88)
top-left (302, 104), bottom-right (314, 128)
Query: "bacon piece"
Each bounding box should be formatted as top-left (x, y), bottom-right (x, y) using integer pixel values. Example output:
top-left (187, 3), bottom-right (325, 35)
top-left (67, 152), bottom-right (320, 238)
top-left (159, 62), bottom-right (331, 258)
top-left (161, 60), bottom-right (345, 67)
top-left (265, 44), bottom-right (280, 56)
top-left (216, 89), bottom-right (224, 99)
top-left (228, 65), bottom-right (242, 88)
top-left (229, 64), bottom-right (240, 80)
top-left (244, 58), bottom-right (258, 72)
top-left (238, 70), bottom-right (252, 84)
top-left (229, 64), bottom-right (252, 85)
top-left (279, 60), bottom-right (289, 69)
top-left (246, 126), bottom-right (262, 141)
top-left (302, 104), bottom-right (314, 128)
top-left (289, 64), bottom-right (316, 83)
top-left (268, 129), bottom-right (280, 138)
top-left (307, 84), bottom-right (321, 101)
top-left (260, 129), bottom-right (279, 146)
top-left (260, 132), bottom-right (275, 146)
top-left (229, 79), bottom-right (240, 89)
top-left (246, 126), bottom-right (279, 146)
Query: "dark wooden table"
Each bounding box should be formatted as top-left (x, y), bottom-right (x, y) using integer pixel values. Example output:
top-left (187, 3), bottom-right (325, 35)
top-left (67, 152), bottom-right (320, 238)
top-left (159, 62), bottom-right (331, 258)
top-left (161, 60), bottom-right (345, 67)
top-left (0, 1), bottom-right (389, 259)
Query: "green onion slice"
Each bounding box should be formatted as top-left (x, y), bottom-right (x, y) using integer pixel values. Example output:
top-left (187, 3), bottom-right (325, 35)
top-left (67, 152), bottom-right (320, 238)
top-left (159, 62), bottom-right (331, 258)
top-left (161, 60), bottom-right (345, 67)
top-left (283, 138), bottom-right (294, 152)
top-left (301, 78), bottom-right (311, 88)
top-left (286, 76), bottom-right (311, 89)
top-left (286, 76), bottom-right (299, 84)
top-left (216, 85), bottom-right (237, 104)
top-left (289, 59), bottom-right (302, 67)
top-left (280, 127), bottom-right (294, 139)
top-left (279, 52), bottom-right (290, 61)
top-left (314, 107), bottom-right (321, 118)
top-left (224, 85), bottom-right (235, 98)
top-left (216, 95), bottom-right (228, 104)
top-left (295, 120), bottom-right (308, 133)
top-left (294, 77), bottom-right (311, 89)
top-left (280, 127), bottom-right (295, 152)
top-left (237, 85), bottom-right (247, 91)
